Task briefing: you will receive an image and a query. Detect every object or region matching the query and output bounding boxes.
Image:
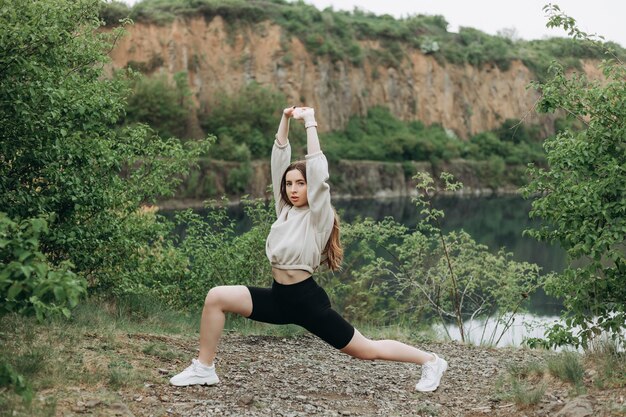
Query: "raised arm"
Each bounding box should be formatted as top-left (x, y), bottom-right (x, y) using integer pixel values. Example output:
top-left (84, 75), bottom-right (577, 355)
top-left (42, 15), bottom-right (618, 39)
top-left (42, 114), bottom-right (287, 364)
top-left (293, 107), bottom-right (334, 231)
top-left (276, 107), bottom-right (294, 146)
top-left (271, 107), bottom-right (295, 217)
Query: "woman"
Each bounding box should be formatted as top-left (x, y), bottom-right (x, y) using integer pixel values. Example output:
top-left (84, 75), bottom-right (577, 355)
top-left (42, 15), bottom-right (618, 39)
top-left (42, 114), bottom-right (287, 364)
top-left (170, 106), bottom-right (448, 392)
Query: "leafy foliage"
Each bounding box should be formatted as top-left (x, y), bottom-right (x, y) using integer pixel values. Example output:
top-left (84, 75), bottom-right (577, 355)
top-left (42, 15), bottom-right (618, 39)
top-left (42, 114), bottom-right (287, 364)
top-left (200, 82), bottom-right (289, 159)
top-left (0, 361), bottom-right (31, 402)
top-left (171, 198), bottom-right (274, 307)
top-left (323, 106), bottom-right (464, 163)
top-left (318, 172), bottom-right (544, 343)
top-left (522, 5), bottom-right (626, 349)
top-left (0, 0), bottom-right (209, 312)
top-left (0, 214), bottom-right (86, 320)
top-left (123, 71), bottom-right (194, 140)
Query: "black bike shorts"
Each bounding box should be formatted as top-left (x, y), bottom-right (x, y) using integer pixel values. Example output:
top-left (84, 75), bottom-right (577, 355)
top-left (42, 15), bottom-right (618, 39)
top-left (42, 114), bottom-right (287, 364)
top-left (246, 277), bottom-right (355, 349)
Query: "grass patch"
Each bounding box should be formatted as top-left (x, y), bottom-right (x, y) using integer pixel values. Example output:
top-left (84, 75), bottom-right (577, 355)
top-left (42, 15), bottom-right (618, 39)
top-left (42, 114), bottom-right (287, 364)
top-left (510, 378), bottom-right (547, 406)
top-left (0, 396), bottom-right (57, 417)
top-left (415, 402), bottom-right (439, 415)
top-left (142, 342), bottom-right (186, 361)
top-left (107, 360), bottom-right (135, 390)
top-left (68, 294), bottom-right (199, 336)
top-left (496, 361), bottom-right (548, 406)
top-left (0, 296), bottom-right (199, 416)
top-left (587, 338), bottom-right (626, 389)
top-left (547, 351), bottom-right (585, 393)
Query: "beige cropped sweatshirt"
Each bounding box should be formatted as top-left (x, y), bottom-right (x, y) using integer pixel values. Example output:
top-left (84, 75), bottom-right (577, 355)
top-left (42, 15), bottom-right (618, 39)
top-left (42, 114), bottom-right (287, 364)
top-left (265, 139), bottom-right (335, 274)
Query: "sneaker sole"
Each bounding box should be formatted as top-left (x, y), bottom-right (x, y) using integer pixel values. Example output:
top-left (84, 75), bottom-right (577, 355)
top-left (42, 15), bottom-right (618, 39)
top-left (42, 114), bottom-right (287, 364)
top-left (170, 376), bottom-right (220, 387)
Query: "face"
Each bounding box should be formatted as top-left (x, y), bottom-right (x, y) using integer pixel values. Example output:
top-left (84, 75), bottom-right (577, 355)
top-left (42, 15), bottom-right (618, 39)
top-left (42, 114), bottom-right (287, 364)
top-left (285, 169), bottom-right (308, 207)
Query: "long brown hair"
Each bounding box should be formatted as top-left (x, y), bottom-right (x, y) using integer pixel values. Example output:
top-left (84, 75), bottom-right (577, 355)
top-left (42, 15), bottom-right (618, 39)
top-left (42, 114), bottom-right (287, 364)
top-left (280, 161), bottom-right (343, 271)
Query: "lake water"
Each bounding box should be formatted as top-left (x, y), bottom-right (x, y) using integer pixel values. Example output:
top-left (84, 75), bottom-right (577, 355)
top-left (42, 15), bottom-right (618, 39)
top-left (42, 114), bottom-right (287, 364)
top-left (337, 196), bottom-right (568, 347)
top-left (167, 195), bottom-right (568, 347)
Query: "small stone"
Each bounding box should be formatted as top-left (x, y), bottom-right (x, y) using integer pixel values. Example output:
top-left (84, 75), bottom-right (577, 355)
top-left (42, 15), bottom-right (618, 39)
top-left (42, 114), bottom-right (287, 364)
top-left (109, 402), bottom-right (134, 417)
top-left (238, 394), bottom-right (254, 405)
top-left (85, 399), bottom-right (101, 408)
top-left (158, 368), bottom-right (169, 374)
top-left (554, 396), bottom-right (594, 417)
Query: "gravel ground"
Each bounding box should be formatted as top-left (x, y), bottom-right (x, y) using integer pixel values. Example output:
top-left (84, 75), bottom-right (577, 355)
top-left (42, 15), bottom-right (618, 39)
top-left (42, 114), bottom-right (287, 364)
top-left (54, 333), bottom-right (625, 417)
top-left (129, 334), bottom-right (561, 417)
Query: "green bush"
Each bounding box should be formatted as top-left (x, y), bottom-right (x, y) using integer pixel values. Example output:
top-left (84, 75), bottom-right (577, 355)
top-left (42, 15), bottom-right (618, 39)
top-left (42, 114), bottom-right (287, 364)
top-left (172, 198), bottom-right (273, 306)
top-left (323, 106), bottom-right (465, 163)
top-left (317, 173), bottom-right (544, 339)
top-left (226, 162), bottom-right (252, 193)
top-left (0, 214), bottom-right (86, 321)
top-left (548, 351), bottom-right (585, 388)
top-left (0, 361), bottom-right (31, 402)
top-left (124, 71), bottom-right (193, 140)
top-left (201, 82), bottom-right (288, 158)
top-left (99, 0), bottom-right (131, 26)
top-left (0, 0), bottom-right (209, 303)
top-left (523, 5), bottom-right (626, 349)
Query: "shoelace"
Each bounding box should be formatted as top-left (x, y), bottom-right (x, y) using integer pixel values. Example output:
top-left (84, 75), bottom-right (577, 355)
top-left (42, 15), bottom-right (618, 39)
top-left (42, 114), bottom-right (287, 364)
top-left (184, 359), bottom-right (200, 373)
top-left (189, 359), bottom-right (212, 374)
top-left (420, 361), bottom-right (436, 381)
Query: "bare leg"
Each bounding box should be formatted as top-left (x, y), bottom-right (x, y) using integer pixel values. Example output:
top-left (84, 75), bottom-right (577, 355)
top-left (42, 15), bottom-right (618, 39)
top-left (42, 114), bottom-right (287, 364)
top-left (197, 285), bottom-right (253, 365)
top-left (340, 329), bottom-right (435, 365)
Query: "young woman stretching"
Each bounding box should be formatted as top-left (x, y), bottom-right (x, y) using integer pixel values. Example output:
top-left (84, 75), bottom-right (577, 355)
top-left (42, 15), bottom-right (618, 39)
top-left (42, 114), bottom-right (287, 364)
top-left (170, 106), bottom-right (448, 392)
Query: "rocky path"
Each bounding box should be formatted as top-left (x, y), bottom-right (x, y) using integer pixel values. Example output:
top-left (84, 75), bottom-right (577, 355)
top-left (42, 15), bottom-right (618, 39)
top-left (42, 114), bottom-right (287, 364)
top-left (123, 334), bottom-right (573, 417)
top-left (54, 333), bottom-right (624, 417)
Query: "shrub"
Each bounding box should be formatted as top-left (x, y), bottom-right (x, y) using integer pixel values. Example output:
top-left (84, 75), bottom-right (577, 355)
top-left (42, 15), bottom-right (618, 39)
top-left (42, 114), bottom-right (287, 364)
top-left (0, 0), bottom-right (209, 302)
top-left (547, 351), bottom-right (585, 389)
top-left (323, 106), bottom-right (465, 163)
top-left (0, 214), bottom-right (86, 320)
top-left (124, 71), bottom-right (193, 140)
top-left (523, 5), bottom-right (626, 349)
top-left (318, 172), bottom-right (544, 339)
top-left (99, 0), bottom-right (131, 26)
top-left (201, 82), bottom-right (288, 158)
top-left (172, 198), bottom-right (273, 306)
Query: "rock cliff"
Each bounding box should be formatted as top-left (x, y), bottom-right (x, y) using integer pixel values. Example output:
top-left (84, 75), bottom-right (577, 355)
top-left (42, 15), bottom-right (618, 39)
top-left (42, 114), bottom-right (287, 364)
top-left (108, 16), bottom-right (557, 139)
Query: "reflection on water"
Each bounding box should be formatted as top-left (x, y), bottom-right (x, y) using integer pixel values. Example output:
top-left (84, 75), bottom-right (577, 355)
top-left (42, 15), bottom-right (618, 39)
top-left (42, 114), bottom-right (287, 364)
top-left (335, 195), bottom-right (566, 275)
top-left (336, 196), bottom-right (579, 347)
top-left (333, 195), bottom-right (567, 318)
top-left (433, 313), bottom-right (561, 348)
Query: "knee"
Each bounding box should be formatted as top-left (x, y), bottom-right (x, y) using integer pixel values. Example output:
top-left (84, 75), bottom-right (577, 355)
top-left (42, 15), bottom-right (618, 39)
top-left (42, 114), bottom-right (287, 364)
top-left (204, 287), bottom-right (223, 308)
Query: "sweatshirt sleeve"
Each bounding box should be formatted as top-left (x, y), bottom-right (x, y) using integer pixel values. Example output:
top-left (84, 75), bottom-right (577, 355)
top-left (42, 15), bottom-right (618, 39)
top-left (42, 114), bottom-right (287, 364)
top-left (271, 138), bottom-right (291, 217)
top-left (305, 150), bottom-right (334, 232)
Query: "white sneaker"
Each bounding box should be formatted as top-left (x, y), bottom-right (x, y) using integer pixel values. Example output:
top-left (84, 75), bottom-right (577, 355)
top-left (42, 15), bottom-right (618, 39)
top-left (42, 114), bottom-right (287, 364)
top-left (415, 353), bottom-right (448, 392)
top-left (169, 359), bottom-right (220, 386)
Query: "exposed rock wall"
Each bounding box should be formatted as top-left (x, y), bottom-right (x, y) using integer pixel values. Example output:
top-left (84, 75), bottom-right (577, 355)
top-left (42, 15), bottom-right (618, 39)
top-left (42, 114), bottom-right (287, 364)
top-left (108, 16), bottom-right (555, 139)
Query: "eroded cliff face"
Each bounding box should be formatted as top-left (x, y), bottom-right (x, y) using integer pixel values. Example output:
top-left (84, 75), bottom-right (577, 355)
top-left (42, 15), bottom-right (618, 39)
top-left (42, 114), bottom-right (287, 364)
top-left (108, 16), bottom-right (556, 138)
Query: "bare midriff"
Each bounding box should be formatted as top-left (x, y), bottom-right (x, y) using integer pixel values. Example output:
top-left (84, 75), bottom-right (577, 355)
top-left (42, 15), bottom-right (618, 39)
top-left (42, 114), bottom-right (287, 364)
top-left (272, 267), bottom-right (312, 285)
